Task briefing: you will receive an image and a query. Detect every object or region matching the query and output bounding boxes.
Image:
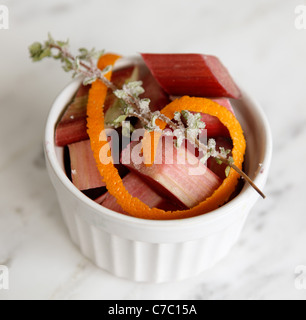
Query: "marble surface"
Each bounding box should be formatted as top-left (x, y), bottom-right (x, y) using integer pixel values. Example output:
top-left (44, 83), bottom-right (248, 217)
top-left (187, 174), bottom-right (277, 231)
top-left (1, 0), bottom-right (306, 300)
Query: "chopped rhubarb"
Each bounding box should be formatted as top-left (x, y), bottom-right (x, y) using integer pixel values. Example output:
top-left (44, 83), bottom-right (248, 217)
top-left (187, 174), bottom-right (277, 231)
top-left (207, 137), bottom-right (233, 180)
top-left (68, 140), bottom-right (106, 191)
top-left (141, 53), bottom-right (241, 99)
top-left (121, 137), bottom-right (222, 208)
top-left (201, 98), bottom-right (235, 138)
top-left (55, 66), bottom-right (140, 146)
top-left (140, 69), bottom-right (170, 112)
top-left (97, 172), bottom-right (180, 215)
top-left (55, 84), bottom-right (90, 146)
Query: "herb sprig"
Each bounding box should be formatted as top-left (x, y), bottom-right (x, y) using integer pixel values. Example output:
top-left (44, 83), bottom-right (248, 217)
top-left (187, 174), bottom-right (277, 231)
top-left (29, 35), bottom-right (265, 199)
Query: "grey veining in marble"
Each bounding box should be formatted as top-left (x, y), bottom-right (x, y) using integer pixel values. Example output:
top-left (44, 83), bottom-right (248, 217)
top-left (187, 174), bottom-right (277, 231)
top-left (1, 0), bottom-right (306, 300)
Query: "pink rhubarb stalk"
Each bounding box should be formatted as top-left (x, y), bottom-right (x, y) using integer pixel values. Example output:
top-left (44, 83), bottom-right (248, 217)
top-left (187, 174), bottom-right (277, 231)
top-left (97, 172), bottom-right (179, 214)
top-left (68, 140), bottom-right (106, 191)
top-left (121, 137), bottom-right (222, 208)
top-left (141, 53), bottom-right (241, 99)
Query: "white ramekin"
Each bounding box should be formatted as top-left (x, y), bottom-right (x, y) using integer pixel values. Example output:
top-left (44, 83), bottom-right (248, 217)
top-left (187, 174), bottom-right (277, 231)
top-left (44, 57), bottom-right (272, 283)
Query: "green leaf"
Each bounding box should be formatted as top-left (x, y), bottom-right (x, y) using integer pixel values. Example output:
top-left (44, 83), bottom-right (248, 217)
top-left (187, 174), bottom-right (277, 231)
top-left (29, 42), bottom-right (42, 54)
top-left (101, 65), bottom-right (112, 75)
top-left (228, 156), bottom-right (234, 165)
top-left (78, 48), bottom-right (89, 60)
top-left (83, 76), bottom-right (98, 86)
top-left (181, 111), bottom-right (205, 130)
top-left (113, 115), bottom-right (128, 125)
top-left (123, 104), bottom-right (134, 115)
top-left (78, 47), bottom-right (104, 61)
top-left (62, 57), bottom-right (74, 72)
top-left (215, 158), bottom-right (223, 165)
top-left (139, 98), bottom-right (150, 114)
top-left (225, 166), bottom-right (231, 177)
top-left (219, 147), bottom-right (231, 158)
top-left (57, 39), bottom-right (69, 48)
top-left (29, 42), bottom-right (43, 61)
top-left (92, 49), bottom-right (105, 60)
top-left (181, 110), bottom-right (190, 120)
top-left (150, 113), bottom-right (159, 127)
top-left (74, 57), bottom-right (80, 69)
top-left (114, 89), bottom-right (128, 100)
top-left (125, 81), bottom-right (145, 97)
top-left (39, 48), bottom-right (52, 60)
top-left (47, 33), bottom-right (55, 45)
top-left (53, 52), bottom-right (63, 60)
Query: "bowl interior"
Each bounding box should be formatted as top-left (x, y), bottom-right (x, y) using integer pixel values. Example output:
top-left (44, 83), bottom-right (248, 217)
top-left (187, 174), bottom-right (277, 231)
top-left (47, 57), bottom-right (272, 225)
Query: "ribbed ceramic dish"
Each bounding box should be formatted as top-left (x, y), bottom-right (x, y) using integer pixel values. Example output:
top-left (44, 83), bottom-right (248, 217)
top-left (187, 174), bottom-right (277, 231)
top-left (44, 56), bottom-right (272, 283)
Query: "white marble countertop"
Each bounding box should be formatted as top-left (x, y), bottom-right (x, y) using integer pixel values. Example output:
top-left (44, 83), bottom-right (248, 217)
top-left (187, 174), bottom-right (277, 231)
top-left (1, 0), bottom-right (306, 300)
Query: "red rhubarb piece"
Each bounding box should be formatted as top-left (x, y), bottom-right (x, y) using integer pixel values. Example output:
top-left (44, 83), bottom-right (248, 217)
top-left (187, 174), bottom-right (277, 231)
top-left (200, 98), bottom-right (235, 138)
top-left (141, 53), bottom-right (241, 99)
top-left (140, 69), bottom-right (170, 112)
top-left (55, 84), bottom-right (90, 146)
top-left (121, 137), bottom-right (222, 208)
top-left (68, 140), bottom-right (106, 191)
top-left (97, 172), bottom-right (179, 214)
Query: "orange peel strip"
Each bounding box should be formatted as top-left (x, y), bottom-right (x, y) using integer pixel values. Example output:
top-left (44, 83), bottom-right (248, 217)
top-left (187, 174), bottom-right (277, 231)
top-left (87, 58), bottom-right (246, 220)
top-left (86, 53), bottom-right (121, 182)
top-left (97, 53), bottom-right (122, 71)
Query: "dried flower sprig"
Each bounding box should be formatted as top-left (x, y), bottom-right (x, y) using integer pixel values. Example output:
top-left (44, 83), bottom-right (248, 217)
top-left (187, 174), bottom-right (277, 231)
top-left (29, 35), bottom-right (265, 199)
top-left (29, 34), bottom-right (115, 88)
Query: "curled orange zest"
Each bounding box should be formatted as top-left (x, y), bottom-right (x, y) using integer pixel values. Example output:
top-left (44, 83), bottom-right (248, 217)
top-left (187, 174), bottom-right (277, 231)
top-left (87, 59), bottom-right (246, 220)
top-left (97, 53), bottom-right (122, 71)
top-left (86, 53), bottom-right (121, 180)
